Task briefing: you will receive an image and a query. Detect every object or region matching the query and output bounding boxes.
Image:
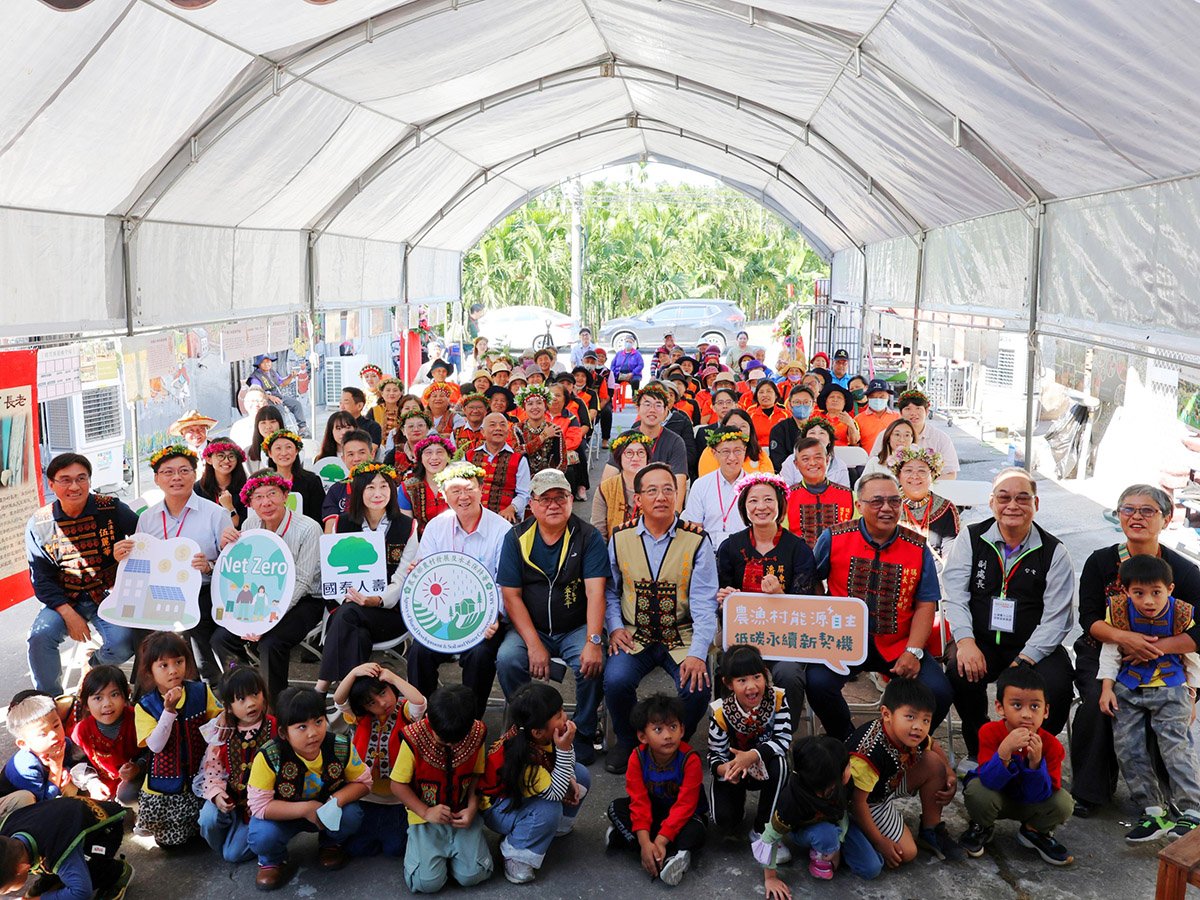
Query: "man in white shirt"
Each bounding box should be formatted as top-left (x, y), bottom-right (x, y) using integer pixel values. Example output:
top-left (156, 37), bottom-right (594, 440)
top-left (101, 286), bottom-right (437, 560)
top-left (869, 389), bottom-right (959, 479)
top-left (406, 459), bottom-right (513, 717)
top-left (212, 472), bottom-right (323, 699)
top-left (130, 444), bottom-right (234, 680)
top-left (682, 427), bottom-right (748, 550)
top-left (571, 328), bottom-right (596, 368)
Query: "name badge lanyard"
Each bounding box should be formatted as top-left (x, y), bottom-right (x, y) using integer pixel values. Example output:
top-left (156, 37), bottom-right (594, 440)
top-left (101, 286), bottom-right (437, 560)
top-left (989, 542), bottom-right (1037, 644)
top-left (162, 508), bottom-right (191, 539)
top-left (715, 478), bottom-right (739, 532)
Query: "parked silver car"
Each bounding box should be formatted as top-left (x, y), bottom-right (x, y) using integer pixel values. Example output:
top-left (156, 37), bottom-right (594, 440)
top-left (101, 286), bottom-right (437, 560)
top-left (598, 299), bottom-right (746, 350)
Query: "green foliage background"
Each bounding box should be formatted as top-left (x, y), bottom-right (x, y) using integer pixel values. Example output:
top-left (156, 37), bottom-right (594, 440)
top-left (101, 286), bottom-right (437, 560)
top-left (461, 174), bottom-right (828, 330)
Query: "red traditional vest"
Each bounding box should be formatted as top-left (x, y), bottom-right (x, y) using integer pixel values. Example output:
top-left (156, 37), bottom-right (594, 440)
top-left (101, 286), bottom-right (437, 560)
top-left (404, 478), bottom-right (449, 537)
top-left (454, 425), bottom-right (484, 456)
top-left (353, 708), bottom-right (404, 791)
top-left (786, 481), bottom-right (855, 548)
top-left (400, 719), bottom-right (487, 812)
top-left (71, 713), bottom-right (138, 794)
top-left (468, 445), bottom-right (523, 513)
top-left (215, 715), bottom-right (277, 820)
top-left (826, 521), bottom-right (927, 661)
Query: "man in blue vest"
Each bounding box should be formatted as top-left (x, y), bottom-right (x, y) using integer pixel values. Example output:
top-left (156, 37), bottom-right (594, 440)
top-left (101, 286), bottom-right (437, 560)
top-left (494, 469), bottom-right (609, 764)
top-left (941, 468), bottom-right (1076, 763)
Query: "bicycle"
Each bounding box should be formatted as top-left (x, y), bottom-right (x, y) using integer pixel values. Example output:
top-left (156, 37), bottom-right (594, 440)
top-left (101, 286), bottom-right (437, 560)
top-left (532, 319), bottom-right (555, 352)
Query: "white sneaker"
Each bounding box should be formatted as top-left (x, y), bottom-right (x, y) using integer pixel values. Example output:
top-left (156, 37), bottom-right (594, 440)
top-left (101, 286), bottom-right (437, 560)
top-left (504, 859), bottom-right (536, 884)
top-left (750, 830), bottom-right (791, 865)
top-left (556, 816), bottom-right (575, 837)
top-left (658, 850), bottom-right (691, 886)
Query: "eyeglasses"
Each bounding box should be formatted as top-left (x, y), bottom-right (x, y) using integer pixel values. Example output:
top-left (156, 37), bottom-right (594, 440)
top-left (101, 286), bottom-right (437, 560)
top-left (156, 467), bottom-right (194, 479)
top-left (714, 447), bottom-right (746, 458)
top-left (1118, 505), bottom-right (1162, 519)
top-left (533, 493), bottom-right (570, 507)
top-left (212, 452), bottom-right (240, 462)
top-left (993, 492), bottom-right (1035, 506)
top-left (638, 485), bottom-right (677, 498)
top-left (52, 474), bottom-right (90, 487)
top-left (861, 496), bottom-right (902, 509)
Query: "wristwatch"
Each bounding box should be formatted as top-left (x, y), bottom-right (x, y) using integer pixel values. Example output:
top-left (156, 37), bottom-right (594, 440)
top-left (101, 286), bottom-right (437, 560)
top-left (905, 646), bottom-right (925, 660)
top-left (588, 633), bottom-right (603, 646)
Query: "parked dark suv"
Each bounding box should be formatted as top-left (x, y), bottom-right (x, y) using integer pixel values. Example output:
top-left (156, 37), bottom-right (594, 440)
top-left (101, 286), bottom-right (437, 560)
top-left (598, 299), bottom-right (746, 350)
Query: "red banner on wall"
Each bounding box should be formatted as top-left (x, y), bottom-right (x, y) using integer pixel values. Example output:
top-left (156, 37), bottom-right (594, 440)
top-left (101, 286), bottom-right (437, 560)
top-left (0, 350), bottom-right (43, 611)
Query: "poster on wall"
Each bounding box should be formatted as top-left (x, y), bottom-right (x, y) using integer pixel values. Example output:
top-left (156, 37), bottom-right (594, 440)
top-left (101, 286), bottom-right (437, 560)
top-left (0, 350), bottom-right (43, 611)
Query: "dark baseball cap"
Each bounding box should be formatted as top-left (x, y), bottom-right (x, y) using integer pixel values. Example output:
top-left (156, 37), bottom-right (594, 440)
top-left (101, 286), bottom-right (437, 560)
top-left (866, 378), bottom-right (893, 395)
top-left (833, 349), bottom-right (850, 361)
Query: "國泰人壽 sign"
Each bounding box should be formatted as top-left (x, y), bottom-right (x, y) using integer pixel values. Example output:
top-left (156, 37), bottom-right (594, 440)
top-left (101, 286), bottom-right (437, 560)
top-left (313, 457), bottom-right (349, 491)
top-left (211, 529), bottom-right (295, 637)
top-left (319, 531), bottom-right (388, 602)
top-left (722, 592), bottom-right (869, 674)
top-left (400, 551), bottom-right (500, 654)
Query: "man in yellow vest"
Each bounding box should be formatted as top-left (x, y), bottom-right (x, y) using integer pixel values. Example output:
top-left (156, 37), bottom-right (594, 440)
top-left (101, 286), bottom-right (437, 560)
top-left (603, 463), bottom-right (718, 773)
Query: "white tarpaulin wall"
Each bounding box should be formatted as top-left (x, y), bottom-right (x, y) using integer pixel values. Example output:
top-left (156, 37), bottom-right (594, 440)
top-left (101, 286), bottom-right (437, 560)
top-left (5, 0), bottom-right (1200, 347)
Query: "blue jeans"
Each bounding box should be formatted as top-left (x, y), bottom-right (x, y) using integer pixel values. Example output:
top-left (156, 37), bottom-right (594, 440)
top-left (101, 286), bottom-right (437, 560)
top-left (247, 801), bottom-right (365, 867)
top-left (199, 800), bottom-right (254, 863)
top-left (27, 599), bottom-right (139, 695)
top-left (497, 626), bottom-right (601, 738)
top-left (791, 821), bottom-right (883, 880)
top-left (483, 762), bottom-right (590, 867)
top-left (345, 802), bottom-right (407, 858)
top-left (805, 646), bottom-right (952, 740)
top-left (603, 643), bottom-right (710, 748)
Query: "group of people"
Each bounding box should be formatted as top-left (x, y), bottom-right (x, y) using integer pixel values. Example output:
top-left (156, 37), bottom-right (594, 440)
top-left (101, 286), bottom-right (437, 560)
top-left (6, 330), bottom-right (1196, 897)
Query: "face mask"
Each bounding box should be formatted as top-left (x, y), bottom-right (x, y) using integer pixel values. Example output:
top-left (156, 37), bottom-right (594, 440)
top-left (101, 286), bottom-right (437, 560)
top-left (868, 397), bottom-right (888, 412)
top-left (788, 373), bottom-right (801, 381)
top-left (624, 342), bottom-right (634, 351)
top-left (851, 389), bottom-right (865, 402)
top-left (792, 404), bottom-right (813, 419)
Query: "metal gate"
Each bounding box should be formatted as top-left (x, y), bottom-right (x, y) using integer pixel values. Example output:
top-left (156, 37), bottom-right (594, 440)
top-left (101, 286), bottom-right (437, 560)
top-left (809, 302), bottom-right (862, 363)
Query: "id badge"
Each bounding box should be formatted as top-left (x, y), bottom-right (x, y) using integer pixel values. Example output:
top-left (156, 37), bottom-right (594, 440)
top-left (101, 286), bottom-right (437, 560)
top-left (989, 596), bottom-right (1016, 633)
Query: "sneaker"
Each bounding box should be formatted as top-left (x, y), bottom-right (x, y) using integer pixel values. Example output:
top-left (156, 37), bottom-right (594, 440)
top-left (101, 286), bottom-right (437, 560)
top-left (1126, 806), bottom-right (1175, 842)
top-left (808, 848), bottom-right (834, 880)
top-left (917, 822), bottom-right (965, 862)
top-left (1169, 813), bottom-right (1200, 840)
top-left (749, 830), bottom-right (791, 865)
top-left (556, 816), bottom-right (575, 837)
top-left (1071, 795), bottom-right (1097, 819)
top-left (959, 821), bottom-right (994, 858)
top-left (95, 861), bottom-right (134, 900)
top-left (1017, 826), bottom-right (1073, 865)
top-left (504, 858), bottom-right (536, 884)
top-left (574, 738), bottom-right (596, 766)
top-left (955, 757), bottom-right (978, 778)
top-left (605, 743), bottom-right (633, 775)
top-left (604, 824), bottom-right (621, 850)
top-left (658, 849), bottom-right (691, 886)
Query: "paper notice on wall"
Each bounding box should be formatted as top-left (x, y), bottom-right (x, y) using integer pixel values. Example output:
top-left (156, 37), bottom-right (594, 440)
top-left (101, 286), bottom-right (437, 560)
top-left (37, 346), bottom-right (81, 400)
top-left (269, 316), bottom-right (292, 351)
top-left (221, 323), bottom-right (249, 362)
top-left (245, 320), bottom-right (269, 356)
top-left (122, 347), bottom-right (149, 404)
top-left (0, 350), bottom-right (43, 610)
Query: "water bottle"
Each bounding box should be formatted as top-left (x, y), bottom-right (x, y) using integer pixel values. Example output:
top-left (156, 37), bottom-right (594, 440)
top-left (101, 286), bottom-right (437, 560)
top-left (1006, 443), bottom-right (1016, 467)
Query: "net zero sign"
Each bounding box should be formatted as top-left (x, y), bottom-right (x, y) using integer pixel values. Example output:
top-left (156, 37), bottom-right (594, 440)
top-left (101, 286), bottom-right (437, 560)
top-left (400, 551), bottom-right (500, 654)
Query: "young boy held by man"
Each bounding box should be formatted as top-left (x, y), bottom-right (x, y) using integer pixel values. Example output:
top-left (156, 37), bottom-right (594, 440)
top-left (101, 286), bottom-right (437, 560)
top-left (846, 679), bottom-right (963, 868)
top-left (1099, 554), bottom-right (1200, 841)
top-left (961, 665), bottom-right (1074, 863)
top-left (1, 693), bottom-right (98, 802)
top-left (606, 694), bottom-right (708, 886)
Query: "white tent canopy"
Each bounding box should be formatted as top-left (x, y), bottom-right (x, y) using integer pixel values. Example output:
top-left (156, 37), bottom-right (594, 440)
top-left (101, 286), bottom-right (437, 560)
top-left (4, 0), bottom-right (1200, 349)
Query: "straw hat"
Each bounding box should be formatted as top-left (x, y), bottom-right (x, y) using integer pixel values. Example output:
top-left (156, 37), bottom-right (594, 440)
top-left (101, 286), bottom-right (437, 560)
top-left (169, 410), bottom-right (217, 436)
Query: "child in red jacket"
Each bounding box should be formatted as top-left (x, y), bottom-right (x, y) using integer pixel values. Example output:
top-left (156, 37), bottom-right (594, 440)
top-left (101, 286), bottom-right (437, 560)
top-left (605, 694), bottom-right (708, 886)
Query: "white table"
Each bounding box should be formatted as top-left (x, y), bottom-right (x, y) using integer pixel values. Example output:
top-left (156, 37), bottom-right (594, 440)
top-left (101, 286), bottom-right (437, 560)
top-left (932, 479), bottom-right (992, 508)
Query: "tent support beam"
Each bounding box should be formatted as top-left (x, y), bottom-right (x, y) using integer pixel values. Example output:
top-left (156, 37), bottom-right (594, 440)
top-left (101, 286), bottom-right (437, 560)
top-left (858, 243), bottom-right (869, 375)
top-left (1023, 204), bottom-right (1045, 471)
top-left (909, 232), bottom-right (926, 383)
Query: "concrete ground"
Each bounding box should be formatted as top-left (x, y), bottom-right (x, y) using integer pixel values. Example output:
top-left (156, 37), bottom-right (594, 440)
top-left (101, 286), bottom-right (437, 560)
top-left (0, 365), bottom-right (1179, 898)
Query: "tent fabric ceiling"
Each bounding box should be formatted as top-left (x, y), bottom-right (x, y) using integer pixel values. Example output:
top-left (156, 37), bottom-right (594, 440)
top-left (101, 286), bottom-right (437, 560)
top-left (5, 0), bottom-right (1200, 262)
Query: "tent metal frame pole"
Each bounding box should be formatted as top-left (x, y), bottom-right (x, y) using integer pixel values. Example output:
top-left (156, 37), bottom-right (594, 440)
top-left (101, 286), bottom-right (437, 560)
top-left (909, 231), bottom-right (926, 385)
top-left (1023, 204), bottom-right (1045, 471)
top-left (858, 244), bottom-right (869, 373)
top-left (304, 231), bottom-right (319, 431)
top-left (121, 218), bottom-right (142, 499)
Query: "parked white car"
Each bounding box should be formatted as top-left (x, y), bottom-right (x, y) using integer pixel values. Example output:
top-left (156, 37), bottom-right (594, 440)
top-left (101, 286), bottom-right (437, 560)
top-left (478, 307), bottom-right (579, 351)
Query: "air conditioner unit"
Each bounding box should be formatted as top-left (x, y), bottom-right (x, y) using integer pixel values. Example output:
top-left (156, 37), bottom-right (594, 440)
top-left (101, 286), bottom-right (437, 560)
top-left (322, 355), bottom-right (369, 410)
top-left (43, 384), bottom-right (125, 488)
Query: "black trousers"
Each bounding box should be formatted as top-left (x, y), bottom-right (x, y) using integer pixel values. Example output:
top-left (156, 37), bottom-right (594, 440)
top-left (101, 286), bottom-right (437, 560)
top-left (946, 640), bottom-right (1074, 758)
top-left (317, 603), bottom-right (407, 683)
top-left (406, 627), bottom-right (505, 719)
top-left (708, 752), bottom-right (786, 832)
top-left (212, 596), bottom-right (325, 699)
top-left (607, 796), bottom-right (707, 854)
top-left (1069, 636), bottom-right (1168, 806)
top-left (599, 401), bottom-right (614, 440)
top-left (186, 584), bottom-right (221, 683)
top-left (770, 661), bottom-right (807, 733)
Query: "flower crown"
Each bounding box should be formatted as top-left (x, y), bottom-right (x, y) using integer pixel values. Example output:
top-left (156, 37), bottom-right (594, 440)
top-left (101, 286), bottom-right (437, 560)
top-left (897, 389), bottom-right (929, 408)
top-left (260, 429), bottom-right (303, 454)
top-left (422, 382), bottom-right (453, 399)
top-left (433, 459), bottom-right (486, 488)
top-left (359, 364), bottom-right (384, 378)
top-left (610, 431), bottom-right (653, 455)
top-left (635, 384), bottom-right (672, 406)
top-left (414, 434), bottom-right (456, 458)
top-left (889, 446), bottom-right (943, 478)
top-left (399, 409), bottom-right (432, 427)
top-left (737, 472), bottom-right (789, 496)
top-left (348, 461), bottom-right (398, 482)
top-left (460, 392), bottom-right (488, 408)
top-left (795, 417), bottom-right (836, 446)
top-left (515, 384), bottom-right (553, 406)
top-left (377, 376), bottom-right (404, 393)
top-left (201, 440), bottom-right (245, 462)
top-left (239, 473), bottom-right (292, 506)
top-left (705, 426), bottom-right (749, 448)
top-left (149, 444), bottom-right (197, 470)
